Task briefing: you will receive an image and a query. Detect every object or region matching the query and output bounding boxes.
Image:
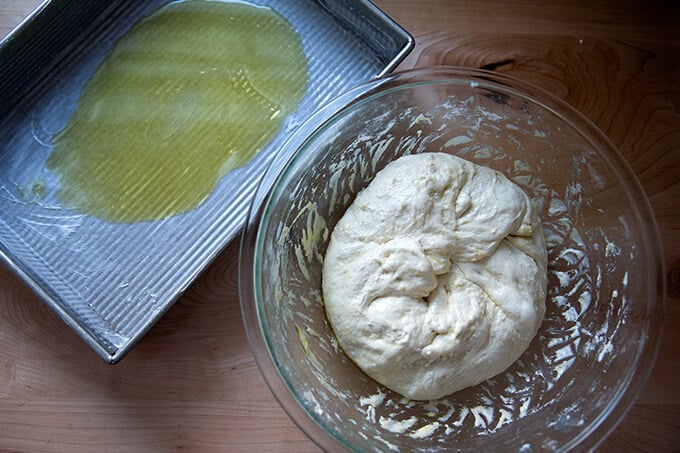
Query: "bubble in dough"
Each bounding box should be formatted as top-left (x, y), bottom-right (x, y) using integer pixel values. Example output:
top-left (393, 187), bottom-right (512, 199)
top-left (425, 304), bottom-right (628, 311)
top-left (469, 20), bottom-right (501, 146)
top-left (322, 152), bottom-right (548, 400)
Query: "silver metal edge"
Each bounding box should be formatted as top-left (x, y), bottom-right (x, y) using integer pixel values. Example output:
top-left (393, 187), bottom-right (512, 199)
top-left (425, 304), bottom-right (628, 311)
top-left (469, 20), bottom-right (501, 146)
top-left (0, 248), bottom-right (117, 362)
top-left (363, 0), bottom-right (415, 75)
top-left (0, 0), bottom-right (51, 47)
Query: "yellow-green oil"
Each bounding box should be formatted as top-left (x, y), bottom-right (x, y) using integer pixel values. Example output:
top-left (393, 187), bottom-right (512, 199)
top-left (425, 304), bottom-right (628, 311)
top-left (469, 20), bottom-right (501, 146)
top-left (47, 0), bottom-right (308, 223)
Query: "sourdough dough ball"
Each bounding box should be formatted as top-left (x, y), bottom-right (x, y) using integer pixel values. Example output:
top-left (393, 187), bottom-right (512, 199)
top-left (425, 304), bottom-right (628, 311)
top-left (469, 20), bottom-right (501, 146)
top-left (322, 152), bottom-right (547, 400)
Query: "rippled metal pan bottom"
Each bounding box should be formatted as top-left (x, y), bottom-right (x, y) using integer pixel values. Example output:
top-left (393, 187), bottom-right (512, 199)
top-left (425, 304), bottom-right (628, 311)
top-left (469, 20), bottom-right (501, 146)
top-left (0, 0), bottom-right (413, 362)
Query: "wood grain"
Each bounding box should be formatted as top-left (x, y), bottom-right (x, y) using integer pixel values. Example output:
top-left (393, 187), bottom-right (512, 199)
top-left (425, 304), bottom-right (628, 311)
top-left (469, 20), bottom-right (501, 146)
top-left (1, 0), bottom-right (678, 451)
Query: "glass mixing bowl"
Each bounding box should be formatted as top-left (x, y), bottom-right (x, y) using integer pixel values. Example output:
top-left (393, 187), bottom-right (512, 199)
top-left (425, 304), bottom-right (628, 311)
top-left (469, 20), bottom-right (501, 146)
top-left (239, 67), bottom-right (665, 451)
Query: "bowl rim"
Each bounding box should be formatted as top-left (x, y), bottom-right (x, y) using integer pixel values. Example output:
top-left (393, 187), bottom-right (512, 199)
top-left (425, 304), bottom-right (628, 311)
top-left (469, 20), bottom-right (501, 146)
top-left (238, 66), bottom-right (666, 452)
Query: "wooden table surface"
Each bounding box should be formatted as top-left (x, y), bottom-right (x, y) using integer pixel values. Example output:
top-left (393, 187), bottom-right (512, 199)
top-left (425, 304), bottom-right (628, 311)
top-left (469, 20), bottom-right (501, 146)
top-left (0, 1), bottom-right (678, 451)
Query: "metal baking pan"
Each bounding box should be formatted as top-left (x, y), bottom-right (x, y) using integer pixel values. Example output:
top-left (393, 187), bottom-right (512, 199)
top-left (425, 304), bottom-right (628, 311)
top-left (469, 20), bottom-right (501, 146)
top-left (0, 0), bottom-right (413, 363)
